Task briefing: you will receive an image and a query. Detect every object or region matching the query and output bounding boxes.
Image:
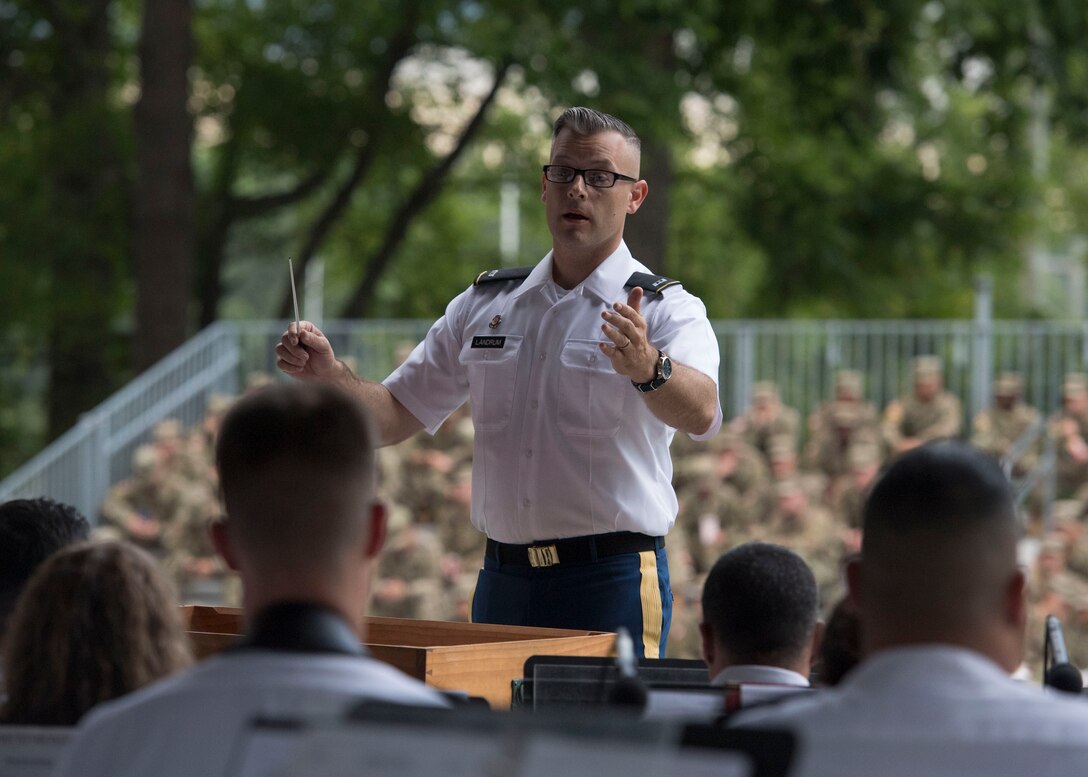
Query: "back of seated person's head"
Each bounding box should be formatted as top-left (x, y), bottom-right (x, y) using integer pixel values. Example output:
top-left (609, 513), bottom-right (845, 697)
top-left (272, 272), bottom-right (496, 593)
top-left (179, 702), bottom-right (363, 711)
top-left (700, 542), bottom-right (821, 679)
top-left (212, 383), bottom-right (382, 608)
top-left (814, 596), bottom-right (861, 687)
top-left (0, 498), bottom-right (90, 641)
top-left (853, 441), bottom-right (1023, 671)
top-left (1, 540), bottom-right (191, 725)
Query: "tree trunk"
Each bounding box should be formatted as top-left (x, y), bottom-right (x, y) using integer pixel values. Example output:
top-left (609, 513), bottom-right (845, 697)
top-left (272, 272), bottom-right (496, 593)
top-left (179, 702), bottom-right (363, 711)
top-left (133, 0), bottom-right (195, 370)
top-left (44, 0), bottom-right (128, 438)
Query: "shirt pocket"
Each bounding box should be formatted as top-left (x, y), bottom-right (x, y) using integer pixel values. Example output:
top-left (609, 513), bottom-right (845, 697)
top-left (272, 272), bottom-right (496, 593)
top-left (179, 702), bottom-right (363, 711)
top-left (459, 335), bottom-right (522, 432)
top-left (557, 339), bottom-right (628, 438)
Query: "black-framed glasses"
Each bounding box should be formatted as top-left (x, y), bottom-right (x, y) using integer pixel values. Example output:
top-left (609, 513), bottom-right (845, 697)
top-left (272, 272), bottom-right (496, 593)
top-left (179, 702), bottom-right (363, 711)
top-left (543, 165), bottom-right (637, 188)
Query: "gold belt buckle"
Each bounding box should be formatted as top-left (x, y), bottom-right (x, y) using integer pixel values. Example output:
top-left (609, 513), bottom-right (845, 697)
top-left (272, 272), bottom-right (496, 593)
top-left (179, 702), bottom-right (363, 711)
top-left (528, 544), bottom-right (559, 568)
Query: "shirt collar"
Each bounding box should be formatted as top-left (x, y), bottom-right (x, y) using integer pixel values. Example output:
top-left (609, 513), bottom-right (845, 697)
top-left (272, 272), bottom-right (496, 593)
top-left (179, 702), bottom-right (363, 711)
top-left (511, 241), bottom-right (640, 305)
top-left (712, 664), bottom-right (811, 688)
top-left (844, 645), bottom-right (1025, 694)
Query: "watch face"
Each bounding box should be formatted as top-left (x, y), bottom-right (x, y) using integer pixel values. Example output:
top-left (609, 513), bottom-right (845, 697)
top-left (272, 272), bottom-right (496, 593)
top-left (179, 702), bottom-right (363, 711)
top-left (660, 355), bottom-right (672, 380)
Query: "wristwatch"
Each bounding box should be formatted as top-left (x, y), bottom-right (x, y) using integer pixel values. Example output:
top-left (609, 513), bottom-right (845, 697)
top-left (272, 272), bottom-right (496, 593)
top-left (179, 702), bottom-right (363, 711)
top-left (632, 350), bottom-right (672, 393)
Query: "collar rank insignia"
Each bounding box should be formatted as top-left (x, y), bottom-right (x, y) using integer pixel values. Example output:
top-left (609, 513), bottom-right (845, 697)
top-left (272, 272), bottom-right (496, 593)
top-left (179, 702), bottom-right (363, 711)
top-left (489, 315), bottom-right (502, 329)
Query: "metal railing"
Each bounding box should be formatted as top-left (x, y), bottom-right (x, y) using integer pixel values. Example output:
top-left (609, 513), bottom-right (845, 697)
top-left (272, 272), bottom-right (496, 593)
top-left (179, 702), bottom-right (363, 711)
top-left (2, 317), bottom-right (1086, 522)
top-left (718, 319), bottom-right (1088, 420)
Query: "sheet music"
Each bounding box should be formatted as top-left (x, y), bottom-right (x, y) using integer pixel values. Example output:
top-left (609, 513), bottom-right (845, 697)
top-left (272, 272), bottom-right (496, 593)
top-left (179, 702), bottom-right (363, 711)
top-left (519, 733), bottom-right (751, 777)
top-left (0, 726), bottom-right (72, 777)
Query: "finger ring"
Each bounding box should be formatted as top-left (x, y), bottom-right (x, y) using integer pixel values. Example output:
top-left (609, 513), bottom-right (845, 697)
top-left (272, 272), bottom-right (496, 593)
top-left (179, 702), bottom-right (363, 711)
top-left (618, 338), bottom-right (631, 351)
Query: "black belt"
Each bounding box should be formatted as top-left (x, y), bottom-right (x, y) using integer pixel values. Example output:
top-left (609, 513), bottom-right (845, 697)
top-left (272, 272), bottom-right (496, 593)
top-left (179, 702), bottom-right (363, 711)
top-left (486, 532), bottom-right (664, 568)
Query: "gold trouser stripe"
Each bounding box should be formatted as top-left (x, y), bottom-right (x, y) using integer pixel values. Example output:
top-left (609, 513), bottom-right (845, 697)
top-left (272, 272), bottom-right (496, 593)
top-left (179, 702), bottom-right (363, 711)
top-left (638, 550), bottom-right (663, 659)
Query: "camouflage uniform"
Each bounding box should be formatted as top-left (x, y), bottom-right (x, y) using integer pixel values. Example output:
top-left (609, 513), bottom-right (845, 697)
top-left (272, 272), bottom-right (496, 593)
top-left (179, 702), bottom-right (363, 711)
top-left (768, 435), bottom-right (829, 509)
top-left (1027, 535), bottom-right (1088, 674)
top-left (971, 372), bottom-right (1041, 472)
top-left (804, 370), bottom-right (881, 480)
top-left (371, 524), bottom-right (451, 621)
top-left (764, 480), bottom-right (842, 605)
top-left (162, 480), bottom-right (238, 606)
top-left (731, 382), bottom-right (801, 466)
top-left (99, 444), bottom-right (186, 557)
top-left (676, 432), bottom-right (773, 572)
top-left (1049, 373), bottom-right (1088, 498)
top-left (882, 356), bottom-right (963, 454)
top-left (826, 442), bottom-right (883, 557)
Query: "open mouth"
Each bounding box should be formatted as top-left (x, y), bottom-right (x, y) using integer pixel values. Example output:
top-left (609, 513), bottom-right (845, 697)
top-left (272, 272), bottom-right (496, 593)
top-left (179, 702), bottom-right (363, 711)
top-left (563, 211), bottom-right (589, 222)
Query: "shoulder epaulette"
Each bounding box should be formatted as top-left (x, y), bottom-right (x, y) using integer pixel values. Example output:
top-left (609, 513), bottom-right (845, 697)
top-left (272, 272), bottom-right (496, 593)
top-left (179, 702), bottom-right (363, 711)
top-left (625, 271), bottom-right (681, 294)
top-left (474, 267), bottom-right (534, 286)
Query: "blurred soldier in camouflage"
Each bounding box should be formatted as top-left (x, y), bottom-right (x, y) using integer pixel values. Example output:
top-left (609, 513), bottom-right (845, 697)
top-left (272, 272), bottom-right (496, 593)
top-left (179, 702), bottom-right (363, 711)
top-left (370, 522), bottom-right (451, 621)
top-left (731, 381), bottom-right (801, 465)
top-left (768, 434), bottom-right (828, 506)
top-left (1026, 533), bottom-right (1088, 673)
top-left (765, 479), bottom-right (842, 604)
top-left (972, 372), bottom-right (1040, 474)
top-left (882, 356), bottom-right (962, 455)
top-left (99, 444), bottom-right (183, 557)
top-left (1050, 373), bottom-right (1088, 498)
top-left (827, 442), bottom-right (883, 555)
top-left (804, 370), bottom-right (880, 480)
top-left (163, 480), bottom-right (238, 606)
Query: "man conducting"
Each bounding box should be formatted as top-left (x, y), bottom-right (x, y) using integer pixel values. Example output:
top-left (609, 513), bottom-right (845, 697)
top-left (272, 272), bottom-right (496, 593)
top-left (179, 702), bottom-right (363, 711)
top-left (276, 107), bottom-right (722, 657)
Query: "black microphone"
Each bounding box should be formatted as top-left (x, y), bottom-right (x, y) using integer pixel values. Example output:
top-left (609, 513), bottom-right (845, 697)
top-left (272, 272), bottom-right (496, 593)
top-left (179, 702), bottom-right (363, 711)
top-left (1044, 615), bottom-right (1084, 695)
top-left (609, 627), bottom-right (648, 710)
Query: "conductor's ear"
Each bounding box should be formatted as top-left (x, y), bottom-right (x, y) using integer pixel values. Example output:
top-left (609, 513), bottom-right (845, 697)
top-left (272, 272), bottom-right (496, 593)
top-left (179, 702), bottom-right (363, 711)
top-left (211, 518), bottom-right (238, 571)
top-left (364, 502), bottom-right (387, 559)
top-left (845, 555), bottom-right (862, 611)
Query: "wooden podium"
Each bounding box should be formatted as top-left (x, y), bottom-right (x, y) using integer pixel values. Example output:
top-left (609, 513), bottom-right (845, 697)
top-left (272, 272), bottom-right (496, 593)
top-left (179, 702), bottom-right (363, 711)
top-left (182, 606), bottom-right (616, 709)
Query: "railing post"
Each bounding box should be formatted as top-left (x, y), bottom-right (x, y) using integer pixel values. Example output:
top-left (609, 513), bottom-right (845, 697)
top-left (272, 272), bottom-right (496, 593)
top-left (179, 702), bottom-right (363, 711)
top-left (972, 275), bottom-right (994, 421)
top-left (733, 324), bottom-right (755, 418)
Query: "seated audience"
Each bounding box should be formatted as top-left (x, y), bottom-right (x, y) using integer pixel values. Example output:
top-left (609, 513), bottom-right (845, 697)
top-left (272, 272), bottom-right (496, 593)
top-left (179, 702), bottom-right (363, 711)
top-left (1, 541), bottom-right (191, 725)
top-left (701, 542), bottom-right (821, 687)
top-left (52, 383), bottom-right (447, 777)
top-left (0, 497), bottom-right (90, 645)
top-left (734, 442), bottom-right (1088, 775)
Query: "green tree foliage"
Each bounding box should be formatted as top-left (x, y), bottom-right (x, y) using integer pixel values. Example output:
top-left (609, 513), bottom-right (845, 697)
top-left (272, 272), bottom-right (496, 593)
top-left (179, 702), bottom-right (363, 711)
top-left (4, 0), bottom-right (1088, 473)
top-left (679, 0), bottom-right (1034, 317)
top-left (0, 0), bottom-right (133, 447)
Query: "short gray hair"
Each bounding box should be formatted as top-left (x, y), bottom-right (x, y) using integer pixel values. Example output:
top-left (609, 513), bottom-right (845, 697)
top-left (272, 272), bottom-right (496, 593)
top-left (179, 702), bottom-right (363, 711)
top-left (552, 107), bottom-right (641, 151)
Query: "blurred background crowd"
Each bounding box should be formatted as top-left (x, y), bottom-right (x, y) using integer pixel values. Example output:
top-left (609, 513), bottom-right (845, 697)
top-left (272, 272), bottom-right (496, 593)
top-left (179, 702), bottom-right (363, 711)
top-left (96, 354), bottom-right (1088, 674)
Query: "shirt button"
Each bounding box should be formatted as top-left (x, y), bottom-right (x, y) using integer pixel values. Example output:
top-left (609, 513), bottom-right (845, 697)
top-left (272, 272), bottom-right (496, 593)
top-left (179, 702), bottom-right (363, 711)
top-left (522, 499), bottom-right (531, 508)
top-left (539, 352), bottom-right (546, 361)
top-left (526, 449), bottom-right (533, 459)
top-left (589, 355), bottom-right (598, 364)
top-left (531, 400), bottom-right (539, 409)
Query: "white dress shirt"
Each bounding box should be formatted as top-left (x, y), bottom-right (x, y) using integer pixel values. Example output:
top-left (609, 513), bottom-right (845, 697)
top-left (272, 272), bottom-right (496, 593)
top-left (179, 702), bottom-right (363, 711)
top-left (711, 664), bottom-right (811, 687)
top-left (733, 645), bottom-right (1088, 777)
top-left (50, 651), bottom-right (448, 777)
top-left (385, 241), bottom-right (722, 544)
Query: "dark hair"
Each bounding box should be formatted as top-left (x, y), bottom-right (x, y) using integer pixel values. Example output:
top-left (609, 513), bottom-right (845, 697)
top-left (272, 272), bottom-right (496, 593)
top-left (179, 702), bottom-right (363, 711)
top-left (552, 106), bottom-right (641, 151)
top-left (862, 441), bottom-right (1015, 547)
top-left (1, 541), bottom-right (191, 725)
top-left (815, 597), bottom-right (861, 686)
top-left (701, 542), bottom-right (819, 665)
top-left (860, 442), bottom-right (1018, 628)
top-left (215, 383), bottom-right (378, 565)
top-left (0, 498), bottom-right (90, 636)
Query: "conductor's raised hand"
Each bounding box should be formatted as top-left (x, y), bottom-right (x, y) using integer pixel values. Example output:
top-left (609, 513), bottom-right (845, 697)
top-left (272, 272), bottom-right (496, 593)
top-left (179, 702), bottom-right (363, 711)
top-left (275, 321), bottom-right (340, 380)
top-left (599, 286), bottom-right (657, 383)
